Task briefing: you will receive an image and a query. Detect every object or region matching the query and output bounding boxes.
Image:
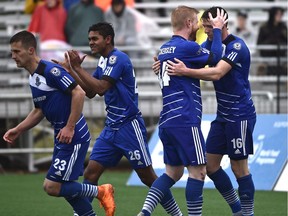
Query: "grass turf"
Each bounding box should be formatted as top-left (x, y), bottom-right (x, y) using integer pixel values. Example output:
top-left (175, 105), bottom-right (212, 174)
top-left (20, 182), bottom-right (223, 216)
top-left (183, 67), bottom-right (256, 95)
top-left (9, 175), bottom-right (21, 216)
top-left (0, 170), bottom-right (287, 216)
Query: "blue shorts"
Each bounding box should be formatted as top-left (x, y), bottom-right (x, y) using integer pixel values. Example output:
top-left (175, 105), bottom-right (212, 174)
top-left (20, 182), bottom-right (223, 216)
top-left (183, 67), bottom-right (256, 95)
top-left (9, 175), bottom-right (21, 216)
top-left (46, 141), bottom-right (90, 182)
top-left (89, 116), bottom-right (152, 169)
top-left (159, 126), bottom-right (206, 166)
top-left (206, 119), bottom-right (256, 160)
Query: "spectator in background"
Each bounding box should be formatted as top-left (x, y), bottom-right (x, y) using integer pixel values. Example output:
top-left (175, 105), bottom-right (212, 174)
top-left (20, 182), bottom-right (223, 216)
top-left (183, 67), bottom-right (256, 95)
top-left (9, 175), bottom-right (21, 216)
top-left (256, 7), bottom-right (287, 75)
top-left (105, 0), bottom-right (139, 57)
top-left (28, 0), bottom-right (70, 61)
top-left (65, 0), bottom-right (104, 47)
top-left (135, 0), bottom-right (167, 17)
top-left (231, 10), bottom-right (257, 55)
top-left (94, 0), bottom-right (134, 12)
top-left (28, 0), bottom-right (67, 42)
top-left (24, 0), bottom-right (44, 14)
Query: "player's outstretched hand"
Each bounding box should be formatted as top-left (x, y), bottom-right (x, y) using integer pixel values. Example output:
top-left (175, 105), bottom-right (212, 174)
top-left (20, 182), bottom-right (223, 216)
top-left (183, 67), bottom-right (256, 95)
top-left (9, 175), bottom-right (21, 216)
top-left (51, 56), bottom-right (70, 72)
top-left (3, 128), bottom-right (20, 145)
top-left (167, 58), bottom-right (188, 76)
top-left (66, 50), bottom-right (87, 70)
top-left (209, 8), bottom-right (228, 30)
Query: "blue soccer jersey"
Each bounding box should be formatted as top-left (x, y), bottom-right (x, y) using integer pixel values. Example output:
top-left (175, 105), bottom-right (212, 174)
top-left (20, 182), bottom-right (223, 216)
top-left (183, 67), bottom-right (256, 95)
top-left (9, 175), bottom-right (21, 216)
top-left (157, 30), bottom-right (222, 128)
top-left (93, 48), bottom-right (140, 129)
top-left (29, 60), bottom-right (91, 143)
top-left (202, 34), bottom-right (256, 122)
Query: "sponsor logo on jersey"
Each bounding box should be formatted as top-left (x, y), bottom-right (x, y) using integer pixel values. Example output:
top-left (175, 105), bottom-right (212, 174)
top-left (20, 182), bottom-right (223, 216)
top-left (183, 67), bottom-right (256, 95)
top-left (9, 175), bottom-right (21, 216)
top-left (137, 161), bottom-right (143, 165)
top-left (109, 55), bottom-right (117, 65)
top-left (50, 67), bottom-right (61, 76)
top-left (233, 42), bottom-right (241, 50)
top-left (33, 95), bottom-right (46, 103)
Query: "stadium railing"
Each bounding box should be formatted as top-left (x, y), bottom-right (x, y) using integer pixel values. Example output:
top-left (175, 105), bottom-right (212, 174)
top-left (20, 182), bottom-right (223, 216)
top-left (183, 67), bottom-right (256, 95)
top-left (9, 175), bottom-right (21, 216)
top-left (0, 90), bottom-right (276, 172)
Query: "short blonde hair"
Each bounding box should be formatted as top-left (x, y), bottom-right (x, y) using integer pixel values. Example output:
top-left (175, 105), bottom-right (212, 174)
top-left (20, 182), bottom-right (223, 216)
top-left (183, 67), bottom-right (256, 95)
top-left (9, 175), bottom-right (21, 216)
top-left (171, 6), bottom-right (199, 31)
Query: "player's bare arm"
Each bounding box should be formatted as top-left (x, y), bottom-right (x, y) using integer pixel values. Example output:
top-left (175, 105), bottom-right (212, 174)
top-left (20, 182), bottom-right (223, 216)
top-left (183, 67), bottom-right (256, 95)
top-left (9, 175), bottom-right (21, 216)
top-left (3, 108), bottom-right (44, 144)
top-left (152, 56), bottom-right (160, 75)
top-left (56, 85), bottom-right (85, 144)
top-left (66, 50), bottom-right (112, 98)
top-left (167, 58), bottom-right (232, 81)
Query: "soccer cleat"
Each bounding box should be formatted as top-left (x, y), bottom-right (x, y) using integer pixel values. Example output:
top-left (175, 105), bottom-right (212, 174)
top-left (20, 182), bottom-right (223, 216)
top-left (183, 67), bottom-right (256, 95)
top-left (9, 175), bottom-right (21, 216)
top-left (136, 212), bottom-right (144, 216)
top-left (97, 184), bottom-right (116, 216)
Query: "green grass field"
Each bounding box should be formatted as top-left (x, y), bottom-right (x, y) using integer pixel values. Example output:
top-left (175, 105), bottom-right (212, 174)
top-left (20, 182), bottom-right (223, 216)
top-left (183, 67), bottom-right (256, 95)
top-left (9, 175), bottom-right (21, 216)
top-left (1, 170), bottom-right (287, 216)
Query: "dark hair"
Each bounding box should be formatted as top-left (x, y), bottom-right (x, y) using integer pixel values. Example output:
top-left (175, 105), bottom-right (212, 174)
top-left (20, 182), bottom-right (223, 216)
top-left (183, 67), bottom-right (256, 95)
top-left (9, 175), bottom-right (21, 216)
top-left (237, 10), bottom-right (248, 19)
top-left (88, 22), bottom-right (115, 45)
top-left (9, 30), bottom-right (37, 49)
top-left (202, 6), bottom-right (229, 27)
top-left (268, 7), bottom-right (284, 25)
top-left (111, 0), bottom-right (125, 6)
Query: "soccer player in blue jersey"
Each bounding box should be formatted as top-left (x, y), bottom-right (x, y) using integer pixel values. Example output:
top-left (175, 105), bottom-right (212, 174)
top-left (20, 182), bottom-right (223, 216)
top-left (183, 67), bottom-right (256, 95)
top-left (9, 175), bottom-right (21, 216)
top-left (3, 30), bottom-right (115, 216)
top-left (137, 6), bottom-right (227, 216)
top-left (60, 22), bottom-right (183, 216)
top-left (166, 6), bottom-right (256, 216)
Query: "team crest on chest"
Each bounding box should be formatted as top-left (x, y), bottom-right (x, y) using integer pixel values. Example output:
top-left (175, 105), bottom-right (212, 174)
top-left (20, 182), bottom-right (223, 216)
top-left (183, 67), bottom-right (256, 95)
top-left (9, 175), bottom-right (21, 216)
top-left (35, 76), bottom-right (41, 86)
top-left (233, 43), bottom-right (241, 50)
top-left (109, 55), bottom-right (117, 65)
top-left (50, 67), bottom-right (61, 76)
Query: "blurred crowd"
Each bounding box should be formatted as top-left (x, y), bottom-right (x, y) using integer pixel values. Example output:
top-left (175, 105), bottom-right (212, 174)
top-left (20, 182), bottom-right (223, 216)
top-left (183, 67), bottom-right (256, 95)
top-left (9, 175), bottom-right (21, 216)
top-left (24, 0), bottom-right (287, 75)
top-left (24, 0), bottom-right (161, 60)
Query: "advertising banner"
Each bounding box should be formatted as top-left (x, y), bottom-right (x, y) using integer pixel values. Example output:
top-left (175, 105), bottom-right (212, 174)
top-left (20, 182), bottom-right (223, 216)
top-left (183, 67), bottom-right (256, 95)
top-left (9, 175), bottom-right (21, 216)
top-left (127, 114), bottom-right (288, 191)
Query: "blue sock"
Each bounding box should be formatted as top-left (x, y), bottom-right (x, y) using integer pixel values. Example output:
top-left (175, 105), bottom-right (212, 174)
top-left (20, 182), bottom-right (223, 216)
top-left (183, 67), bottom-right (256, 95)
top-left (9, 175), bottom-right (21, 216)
top-left (83, 179), bottom-right (95, 203)
top-left (65, 196), bottom-right (96, 216)
top-left (59, 181), bottom-right (98, 198)
top-left (237, 174), bottom-right (255, 216)
top-left (186, 177), bottom-right (204, 215)
top-left (142, 173), bottom-right (175, 215)
top-left (209, 167), bottom-right (242, 214)
top-left (160, 174), bottom-right (183, 216)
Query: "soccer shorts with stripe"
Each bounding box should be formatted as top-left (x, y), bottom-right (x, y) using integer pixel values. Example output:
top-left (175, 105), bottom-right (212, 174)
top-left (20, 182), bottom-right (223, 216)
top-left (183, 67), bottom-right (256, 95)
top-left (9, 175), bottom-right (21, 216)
top-left (159, 125), bottom-right (206, 166)
top-left (46, 141), bottom-right (90, 182)
top-left (89, 115), bottom-right (152, 169)
top-left (206, 119), bottom-right (256, 160)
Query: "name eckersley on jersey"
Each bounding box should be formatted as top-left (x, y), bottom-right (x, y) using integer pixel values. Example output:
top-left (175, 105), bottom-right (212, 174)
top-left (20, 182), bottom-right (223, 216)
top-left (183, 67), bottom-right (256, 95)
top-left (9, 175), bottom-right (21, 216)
top-left (159, 46), bottom-right (177, 55)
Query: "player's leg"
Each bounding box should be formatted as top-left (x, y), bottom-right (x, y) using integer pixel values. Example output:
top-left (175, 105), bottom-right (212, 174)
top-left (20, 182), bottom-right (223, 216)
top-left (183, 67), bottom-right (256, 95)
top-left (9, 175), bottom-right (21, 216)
top-left (136, 165), bottom-right (184, 216)
top-left (43, 141), bottom-right (101, 198)
top-left (83, 160), bottom-right (116, 216)
top-left (225, 119), bottom-right (255, 216)
top-left (138, 125), bottom-right (206, 216)
top-left (231, 159), bottom-right (254, 216)
top-left (206, 120), bottom-right (242, 215)
top-left (43, 178), bottom-right (114, 216)
top-left (117, 118), bottom-right (182, 216)
top-left (228, 119), bottom-right (256, 216)
top-left (178, 125), bottom-right (206, 216)
top-left (83, 159), bottom-right (106, 200)
top-left (83, 129), bottom-right (123, 216)
top-left (65, 196), bottom-right (96, 216)
top-left (207, 154), bottom-right (242, 216)
top-left (185, 164), bottom-right (206, 216)
top-left (43, 142), bottom-right (99, 216)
